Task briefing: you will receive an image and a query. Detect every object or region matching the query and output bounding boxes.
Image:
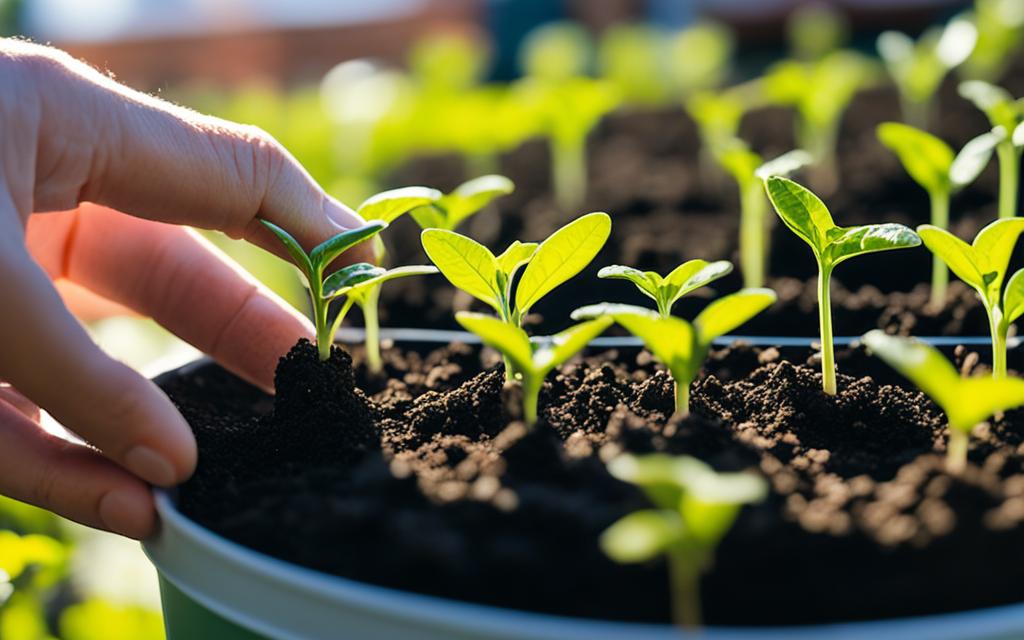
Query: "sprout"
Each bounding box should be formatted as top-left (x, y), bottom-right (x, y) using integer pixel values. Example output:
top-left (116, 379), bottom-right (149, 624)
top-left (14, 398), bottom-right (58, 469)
top-left (765, 177), bottom-right (921, 395)
top-left (597, 260), bottom-right (733, 318)
top-left (598, 23), bottom-right (671, 106)
top-left (518, 21), bottom-right (593, 83)
top-left (407, 29), bottom-right (490, 95)
top-left (916, 218), bottom-right (1024, 378)
top-left (786, 2), bottom-right (850, 61)
top-left (877, 122), bottom-right (995, 306)
top-left (762, 51), bottom-right (876, 191)
top-left (572, 288), bottom-right (776, 417)
top-left (667, 20), bottom-right (734, 95)
top-left (455, 313), bottom-right (612, 425)
top-left (863, 331), bottom-right (1024, 473)
top-left (959, 0), bottom-right (1024, 82)
top-left (601, 453), bottom-right (767, 629)
top-left (877, 15), bottom-right (977, 129)
top-left (410, 175), bottom-right (514, 231)
top-left (958, 80), bottom-right (1024, 219)
top-left (716, 142), bottom-right (812, 287)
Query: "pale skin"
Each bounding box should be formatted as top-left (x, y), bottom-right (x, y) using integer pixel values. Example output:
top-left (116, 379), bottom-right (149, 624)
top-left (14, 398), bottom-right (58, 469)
top-left (0, 40), bottom-right (372, 539)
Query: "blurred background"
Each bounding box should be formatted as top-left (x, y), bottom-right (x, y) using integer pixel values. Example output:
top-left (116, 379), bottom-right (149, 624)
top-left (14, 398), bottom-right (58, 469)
top-left (0, 0), bottom-right (1008, 637)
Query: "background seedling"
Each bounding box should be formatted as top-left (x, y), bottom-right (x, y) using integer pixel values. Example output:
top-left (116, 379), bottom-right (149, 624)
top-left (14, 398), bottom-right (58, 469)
top-left (455, 312), bottom-right (612, 425)
top-left (917, 218), bottom-right (1024, 378)
top-left (410, 174), bottom-right (514, 231)
top-left (877, 122), bottom-right (995, 306)
top-left (958, 0), bottom-right (1024, 82)
top-left (715, 142), bottom-right (812, 287)
top-left (572, 288), bottom-right (776, 416)
top-left (765, 177), bottom-right (921, 395)
top-left (598, 23), bottom-right (671, 106)
top-left (685, 87), bottom-right (752, 186)
top-left (863, 331), bottom-right (1024, 473)
top-left (667, 20), bottom-right (734, 96)
top-left (597, 259), bottom-right (733, 318)
top-left (959, 80), bottom-right (1024, 218)
top-left (787, 2), bottom-right (849, 61)
top-left (601, 453), bottom-right (767, 629)
top-left (877, 16), bottom-right (977, 129)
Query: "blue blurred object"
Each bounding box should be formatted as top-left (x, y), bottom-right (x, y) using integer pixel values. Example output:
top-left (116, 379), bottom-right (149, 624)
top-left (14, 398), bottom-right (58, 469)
top-left (486, 0), bottom-right (568, 81)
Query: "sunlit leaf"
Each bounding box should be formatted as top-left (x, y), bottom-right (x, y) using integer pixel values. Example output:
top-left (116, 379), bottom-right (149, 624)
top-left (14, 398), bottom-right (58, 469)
top-left (877, 122), bottom-right (953, 194)
top-left (259, 220), bottom-right (313, 278)
top-left (309, 221), bottom-right (388, 270)
top-left (600, 509), bottom-right (683, 563)
top-left (765, 176), bottom-right (835, 253)
top-left (454, 312), bottom-right (533, 373)
top-left (694, 288), bottom-right (777, 343)
top-left (357, 186), bottom-right (442, 223)
top-left (421, 229), bottom-right (501, 312)
top-left (826, 223), bottom-right (921, 265)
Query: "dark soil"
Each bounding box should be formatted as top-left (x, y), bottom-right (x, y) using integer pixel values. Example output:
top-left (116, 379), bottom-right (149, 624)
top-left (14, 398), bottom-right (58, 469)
top-left (163, 339), bottom-right (1024, 626)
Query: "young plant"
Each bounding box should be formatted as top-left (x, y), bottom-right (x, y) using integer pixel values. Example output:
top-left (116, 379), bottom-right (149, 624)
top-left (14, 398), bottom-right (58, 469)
top-left (916, 218), bottom-right (1024, 378)
top-left (598, 23), bottom-right (671, 106)
top-left (667, 20), bottom-right (734, 96)
top-left (787, 2), bottom-right (849, 61)
top-left (455, 312), bottom-right (613, 425)
top-left (410, 174), bottom-right (514, 231)
top-left (716, 142), bottom-right (812, 287)
top-left (600, 453), bottom-right (767, 629)
top-left (572, 288), bottom-right (777, 417)
top-left (862, 331), bottom-right (1024, 473)
top-left (877, 122), bottom-right (996, 306)
top-left (422, 212), bottom-right (611, 327)
top-left (518, 21), bottom-right (593, 83)
top-left (958, 80), bottom-right (1024, 218)
top-left (959, 0), bottom-right (1024, 82)
top-left (684, 88), bottom-right (750, 187)
top-left (765, 177), bottom-right (921, 395)
top-left (597, 259), bottom-right (733, 318)
top-left (259, 220), bottom-right (388, 361)
top-left (877, 16), bottom-right (977, 129)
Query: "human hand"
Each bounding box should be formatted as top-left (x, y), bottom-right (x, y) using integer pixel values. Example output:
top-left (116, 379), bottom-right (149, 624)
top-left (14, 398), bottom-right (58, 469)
top-left (0, 40), bottom-right (370, 539)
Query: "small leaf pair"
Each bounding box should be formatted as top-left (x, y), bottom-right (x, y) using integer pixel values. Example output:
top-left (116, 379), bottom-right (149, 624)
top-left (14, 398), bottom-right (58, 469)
top-left (598, 260), bottom-right (733, 318)
top-left (409, 175), bottom-right (515, 231)
top-left (764, 177), bottom-right (921, 395)
top-left (959, 81), bottom-right (1024, 219)
top-left (601, 453), bottom-right (767, 629)
top-left (917, 218), bottom-right (1024, 378)
top-left (572, 288), bottom-right (777, 417)
top-left (863, 331), bottom-right (1024, 473)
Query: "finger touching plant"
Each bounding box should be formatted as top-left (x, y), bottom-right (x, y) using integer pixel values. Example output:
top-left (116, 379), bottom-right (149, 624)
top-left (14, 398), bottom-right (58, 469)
top-left (765, 177), bottom-right (921, 395)
top-left (863, 331), bottom-right (1024, 473)
top-left (410, 174), bottom-right (514, 231)
top-left (916, 218), bottom-right (1024, 378)
top-left (601, 453), bottom-right (767, 628)
top-left (597, 259), bottom-right (733, 318)
top-left (877, 122), bottom-right (995, 306)
top-left (572, 288), bottom-right (777, 417)
top-left (958, 80), bottom-right (1024, 218)
top-left (456, 312), bottom-right (613, 425)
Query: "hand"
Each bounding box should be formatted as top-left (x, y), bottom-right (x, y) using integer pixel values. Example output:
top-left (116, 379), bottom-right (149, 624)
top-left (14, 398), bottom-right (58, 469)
top-left (0, 40), bottom-right (370, 539)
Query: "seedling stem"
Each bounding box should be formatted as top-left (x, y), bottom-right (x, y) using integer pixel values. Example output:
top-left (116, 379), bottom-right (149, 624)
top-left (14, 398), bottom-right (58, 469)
top-left (818, 264), bottom-right (837, 395)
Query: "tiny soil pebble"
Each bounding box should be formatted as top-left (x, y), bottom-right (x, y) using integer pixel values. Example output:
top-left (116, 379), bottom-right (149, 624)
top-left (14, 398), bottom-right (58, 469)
top-left (162, 339), bottom-right (1024, 625)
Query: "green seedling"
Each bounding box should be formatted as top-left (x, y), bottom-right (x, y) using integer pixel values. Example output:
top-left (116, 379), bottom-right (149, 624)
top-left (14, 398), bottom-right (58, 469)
top-left (518, 21), bottom-right (593, 83)
top-left (598, 23), bottom-right (671, 106)
top-left (716, 142), bottom-right (813, 287)
top-left (863, 331), bottom-right (1024, 473)
top-left (959, 80), bottom-right (1024, 218)
top-left (422, 212), bottom-right (610, 328)
top-left (456, 312), bottom-right (613, 425)
top-left (787, 2), bottom-right (849, 61)
top-left (408, 29), bottom-right (490, 95)
top-left (765, 177), bottom-right (921, 395)
top-left (877, 122), bottom-right (995, 306)
top-left (667, 20), bottom-right (734, 95)
top-left (762, 51), bottom-right (876, 191)
top-left (959, 0), bottom-right (1024, 82)
top-left (916, 218), bottom-right (1024, 378)
top-left (877, 16), bottom-right (977, 129)
top-left (410, 174), bottom-right (514, 231)
top-left (572, 289), bottom-right (776, 416)
top-left (601, 453), bottom-right (767, 629)
top-left (597, 259), bottom-right (733, 318)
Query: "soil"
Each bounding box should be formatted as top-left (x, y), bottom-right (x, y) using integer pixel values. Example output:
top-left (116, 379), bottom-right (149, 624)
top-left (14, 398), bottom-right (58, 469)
top-left (163, 339), bottom-right (1024, 626)
top-left (372, 75), bottom-right (1024, 337)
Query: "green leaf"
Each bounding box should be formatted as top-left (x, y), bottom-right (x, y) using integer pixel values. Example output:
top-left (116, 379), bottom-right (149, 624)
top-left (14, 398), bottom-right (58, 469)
top-left (495, 241), bottom-right (539, 276)
top-left (259, 219), bottom-right (313, 278)
top-left (607, 453), bottom-right (688, 510)
top-left (1014, 122), bottom-right (1024, 148)
top-left (357, 186), bottom-right (442, 223)
top-left (455, 312), bottom-right (533, 373)
top-left (973, 217), bottom-right (1024, 298)
top-left (960, 80), bottom-right (1017, 128)
top-left (694, 288), bottom-right (777, 344)
top-left (598, 265), bottom-right (660, 300)
top-left (436, 175), bottom-right (515, 230)
top-left (916, 225), bottom-right (986, 294)
top-left (332, 265), bottom-right (439, 302)
top-left (534, 317), bottom-right (613, 374)
top-left (570, 302), bottom-right (659, 321)
top-left (1004, 269), bottom-right (1024, 324)
top-left (876, 122), bottom-right (954, 194)
top-left (715, 140), bottom-right (763, 188)
top-left (950, 131), bottom-right (999, 190)
top-left (516, 212), bottom-right (612, 315)
top-left (765, 176), bottom-right (835, 254)
top-left (613, 312), bottom-right (695, 381)
top-left (754, 149), bottom-right (813, 180)
top-left (825, 223), bottom-right (921, 265)
top-left (410, 204), bottom-right (447, 230)
top-left (676, 457), bottom-right (768, 505)
top-left (600, 509), bottom-right (683, 564)
top-left (322, 263), bottom-right (386, 298)
top-left (664, 259), bottom-right (734, 303)
top-left (421, 229), bottom-right (501, 312)
top-left (309, 221), bottom-right (388, 270)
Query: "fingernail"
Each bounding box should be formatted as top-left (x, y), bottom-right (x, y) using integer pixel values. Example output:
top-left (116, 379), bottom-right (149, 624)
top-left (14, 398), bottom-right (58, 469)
top-left (99, 489), bottom-right (154, 539)
top-left (124, 446), bottom-right (177, 486)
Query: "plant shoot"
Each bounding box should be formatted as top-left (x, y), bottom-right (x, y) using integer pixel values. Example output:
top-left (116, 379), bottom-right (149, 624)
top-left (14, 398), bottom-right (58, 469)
top-left (410, 175), bottom-right (514, 231)
top-left (959, 80), bottom-right (1024, 218)
top-left (597, 259), bottom-right (733, 318)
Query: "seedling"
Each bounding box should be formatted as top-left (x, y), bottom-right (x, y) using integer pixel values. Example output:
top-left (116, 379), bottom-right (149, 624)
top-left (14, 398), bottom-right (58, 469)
top-left (959, 0), bottom-right (1024, 82)
top-left (765, 177), bottom-right (921, 395)
top-left (410, 174), bottom-right (514, 231)
top-left (685, 88), bottom-right (750, 186)
top-left (958, 81), bottom-right (1024, 219)
top-left (598, 23), bottom-right (671, 106)
top-left (877, 16), bottom-right (977, 129)
top-left (877, 122), bottom-right (995, 306)
top-left (716, 141), bottom-right (812, 287)
top-left (762, 51), bottom-right (876, 190)
top-left (787, 2), bottom-right (849, 61)
top-left (572, 288), bottom-right (777, 417)
top-left (601, 453), bottom-right (767, 629)
top-left (597, 259), bottom-right (733, 318)
top-left (455, 312), bottom-right (613, 425)
top-left (916, 218), bottom-right (1024, 378)
top-left (518, 21), bottom-right (593, 83)
top-left (667, 20), bottom-right (734, 96)
top-left (863, 331), bottom-right (1024, 473)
